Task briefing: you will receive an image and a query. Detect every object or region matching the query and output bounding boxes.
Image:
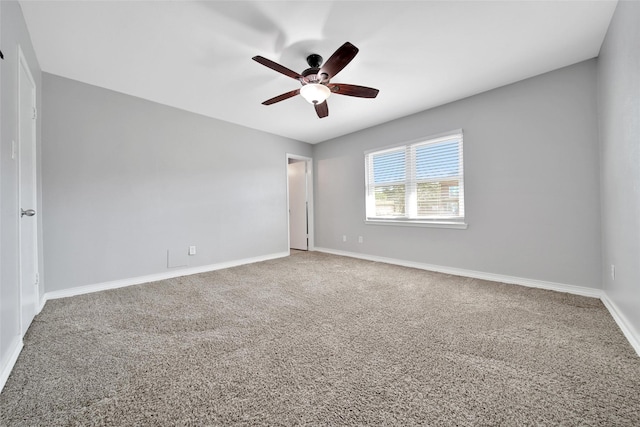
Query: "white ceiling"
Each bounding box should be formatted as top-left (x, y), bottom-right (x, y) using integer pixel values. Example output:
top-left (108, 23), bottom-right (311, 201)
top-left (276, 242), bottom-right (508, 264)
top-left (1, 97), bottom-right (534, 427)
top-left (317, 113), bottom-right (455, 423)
top-left (19, 0), bottom-right (617, 144)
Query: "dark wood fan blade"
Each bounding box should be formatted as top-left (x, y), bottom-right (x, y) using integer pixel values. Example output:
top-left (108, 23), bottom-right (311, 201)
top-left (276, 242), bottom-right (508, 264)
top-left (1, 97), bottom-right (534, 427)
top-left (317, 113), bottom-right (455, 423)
top-left (314, 101), bottom-right (329, 118)
top-left (328, 83), bottom-right (379, 98)
top-left (262, 89), bottom-right (301, 105)
top-left (319, 42), bottom-right (359, 80)
top-left (253, 56), bottom-right (304, 80)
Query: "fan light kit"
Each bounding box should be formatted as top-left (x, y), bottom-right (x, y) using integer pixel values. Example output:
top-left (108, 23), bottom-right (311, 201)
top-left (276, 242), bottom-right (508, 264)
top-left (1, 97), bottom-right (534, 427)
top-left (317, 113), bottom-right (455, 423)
top-left (252, 42), bottom-right (379, 118)
top-left (299, 84), bottom-right (331, 104)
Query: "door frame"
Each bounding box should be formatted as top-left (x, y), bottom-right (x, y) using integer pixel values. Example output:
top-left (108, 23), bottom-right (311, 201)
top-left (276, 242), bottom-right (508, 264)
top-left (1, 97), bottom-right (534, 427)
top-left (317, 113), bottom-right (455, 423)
top-left (17, 45), bottom-right (39, 336)
top-left (286, 154), bottom-right (314, 253)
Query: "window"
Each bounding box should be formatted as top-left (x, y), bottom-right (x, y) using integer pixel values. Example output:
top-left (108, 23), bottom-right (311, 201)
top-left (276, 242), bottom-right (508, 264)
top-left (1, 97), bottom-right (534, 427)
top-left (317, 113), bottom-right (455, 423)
top-left (365, 131), bottom-right (465, 228)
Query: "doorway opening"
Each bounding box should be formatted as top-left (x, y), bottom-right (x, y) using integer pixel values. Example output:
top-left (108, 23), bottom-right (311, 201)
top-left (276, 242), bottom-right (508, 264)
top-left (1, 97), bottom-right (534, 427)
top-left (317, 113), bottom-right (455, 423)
top-left (286, 154), bottom-right (313, 252)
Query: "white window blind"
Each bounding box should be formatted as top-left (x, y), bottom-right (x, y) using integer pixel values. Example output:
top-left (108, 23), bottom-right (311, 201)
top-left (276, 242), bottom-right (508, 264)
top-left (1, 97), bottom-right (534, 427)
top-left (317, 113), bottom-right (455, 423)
top-left (365, 131), bottom-right (465, 226)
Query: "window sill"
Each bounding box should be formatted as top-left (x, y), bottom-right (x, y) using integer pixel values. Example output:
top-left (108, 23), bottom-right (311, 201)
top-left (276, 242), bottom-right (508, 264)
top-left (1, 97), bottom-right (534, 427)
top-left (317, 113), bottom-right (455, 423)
top-left (365, 219), bottom-right (468, 229)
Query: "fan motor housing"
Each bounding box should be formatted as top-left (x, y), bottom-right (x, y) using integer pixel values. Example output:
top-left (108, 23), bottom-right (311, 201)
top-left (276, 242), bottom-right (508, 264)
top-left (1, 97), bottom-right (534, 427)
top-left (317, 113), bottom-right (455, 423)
top-left (302, 54), bottom-right (329, 83)
top-left (302, 70), bottom-right (329, 84)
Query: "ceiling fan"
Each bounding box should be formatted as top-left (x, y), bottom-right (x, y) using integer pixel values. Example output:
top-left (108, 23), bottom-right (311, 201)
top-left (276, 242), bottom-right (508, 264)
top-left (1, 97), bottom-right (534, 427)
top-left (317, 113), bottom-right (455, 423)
top-left (252, 42), bottom-right (379, 119)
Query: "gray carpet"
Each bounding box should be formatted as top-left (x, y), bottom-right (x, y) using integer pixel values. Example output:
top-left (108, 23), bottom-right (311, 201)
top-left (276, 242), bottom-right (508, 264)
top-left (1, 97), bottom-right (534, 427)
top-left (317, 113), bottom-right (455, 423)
top-left (1, 251), bottom-right (639, 426)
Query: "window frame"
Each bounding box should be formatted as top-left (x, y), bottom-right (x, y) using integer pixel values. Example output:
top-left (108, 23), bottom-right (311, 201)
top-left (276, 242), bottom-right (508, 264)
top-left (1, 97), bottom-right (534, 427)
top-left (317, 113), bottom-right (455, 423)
top-left (364, 130), bottom-right (467, 229)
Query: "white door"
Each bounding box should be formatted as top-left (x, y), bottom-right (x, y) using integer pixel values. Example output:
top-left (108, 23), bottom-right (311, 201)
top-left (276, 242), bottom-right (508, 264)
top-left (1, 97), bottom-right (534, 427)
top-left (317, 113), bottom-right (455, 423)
top-left (18, 48), bottom-right (39, 335)
top-left (288, 160), bottom-right (308, 250)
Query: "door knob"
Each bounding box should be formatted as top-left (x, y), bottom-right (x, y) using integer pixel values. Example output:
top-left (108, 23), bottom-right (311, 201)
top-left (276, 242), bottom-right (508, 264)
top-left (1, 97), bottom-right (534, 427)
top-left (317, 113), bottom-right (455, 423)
top-left (21, 208), bottom-right (35, 217)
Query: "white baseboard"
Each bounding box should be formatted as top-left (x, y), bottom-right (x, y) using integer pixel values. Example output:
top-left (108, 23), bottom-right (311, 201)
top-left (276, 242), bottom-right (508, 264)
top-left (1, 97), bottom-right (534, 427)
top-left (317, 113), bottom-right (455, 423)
top-left (314, 247), bottom-right (603, 297)
top-left (29, 248), bottom-right (640, 362)
top-left (43, 251), bottom-right (289, 302)
top-left (314, 247), bottom-right (640, 356)
top-left (0, 339), bottom-right (23, 394)
top-left (3, 251), bottom-right (288, 394)
top-left (600, 295), bottom-right (640, 356)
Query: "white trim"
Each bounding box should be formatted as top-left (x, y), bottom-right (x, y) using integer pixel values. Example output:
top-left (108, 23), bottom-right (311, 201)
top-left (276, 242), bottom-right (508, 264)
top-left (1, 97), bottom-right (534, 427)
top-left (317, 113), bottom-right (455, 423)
top-left (314, 247), bottom-right (640, 355)
top-left (365, 219), bottom-right (468, 229)
top-left (11, 249), bottom-right (639, 396)
top-left (38, 294), bottom-right (47, 313)
top-left (600, 295), bottom-right (640, 356)
top-left (314, 247), bottom-right (603, 298)
top-left (364, 128), bottom-right (464, 155)
top-left (44, 251), bottom-right (289, 301)
top-left (0, 340), bottom-right (24, 393)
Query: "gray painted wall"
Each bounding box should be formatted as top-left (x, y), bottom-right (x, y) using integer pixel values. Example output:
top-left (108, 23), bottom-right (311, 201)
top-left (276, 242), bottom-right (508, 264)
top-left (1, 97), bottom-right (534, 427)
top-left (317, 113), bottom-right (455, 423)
top-left (598, 1), bottom-right (640, 337)
top-left (314, 60), bottom-right (602, 288)
top-left (0, 0), bottom-right (43, 384)
top-left (42, 74), bottom-right (311, 292)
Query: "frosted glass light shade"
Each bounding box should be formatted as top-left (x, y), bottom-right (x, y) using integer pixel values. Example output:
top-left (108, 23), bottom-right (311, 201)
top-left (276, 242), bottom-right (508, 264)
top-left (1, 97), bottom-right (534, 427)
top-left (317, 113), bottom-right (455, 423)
top-left (300, 83), bottom-right (331, 104)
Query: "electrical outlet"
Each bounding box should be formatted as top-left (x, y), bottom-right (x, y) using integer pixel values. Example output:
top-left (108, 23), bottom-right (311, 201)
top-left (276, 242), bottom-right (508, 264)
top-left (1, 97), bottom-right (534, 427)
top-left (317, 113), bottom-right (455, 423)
top-left (610, 264), bottom-right (615, 280)
top-left (342, 235), bottom-right (347, 242)
top-left (189, 246), bottom-right (197, 256)
top-left (358, 236), bottom-right (363, 243)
